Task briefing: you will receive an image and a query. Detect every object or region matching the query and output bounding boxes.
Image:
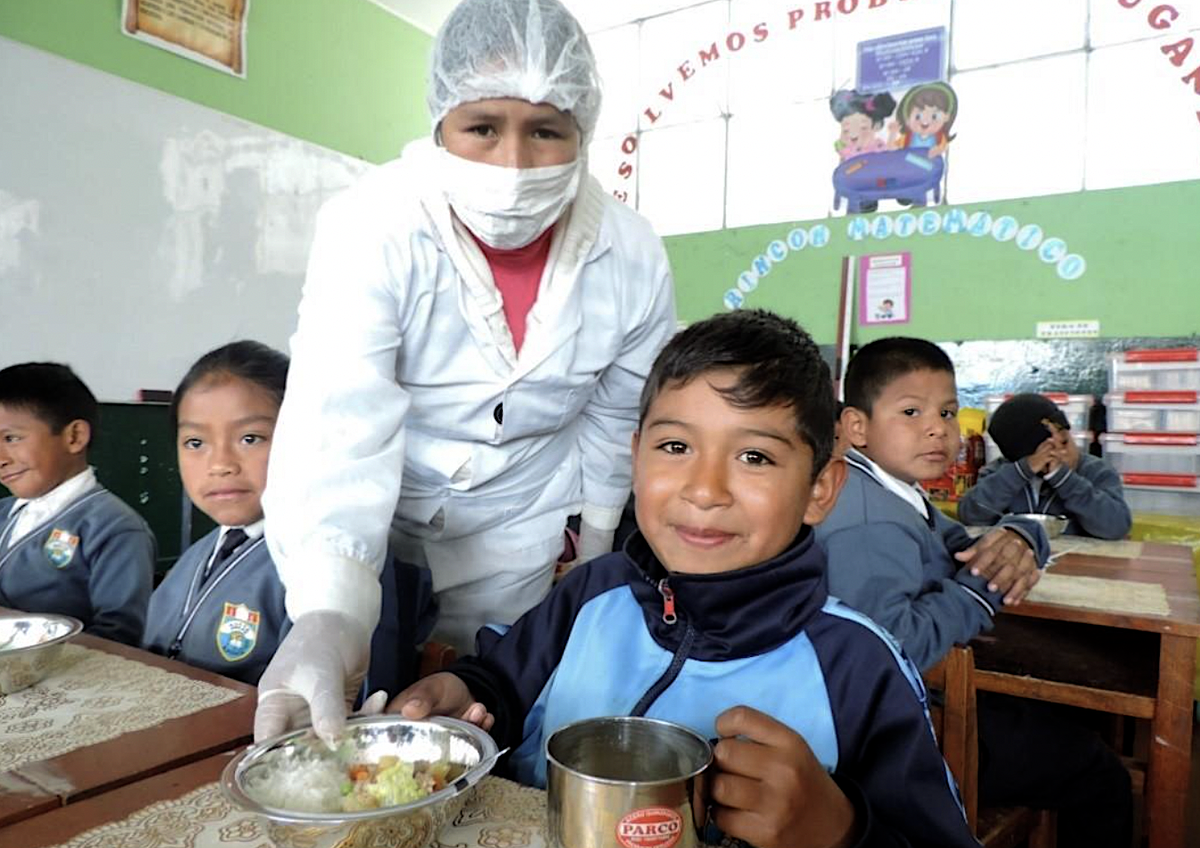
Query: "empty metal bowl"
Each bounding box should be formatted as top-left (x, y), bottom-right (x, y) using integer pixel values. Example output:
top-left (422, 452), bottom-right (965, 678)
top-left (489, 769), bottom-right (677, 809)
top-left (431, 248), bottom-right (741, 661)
top-left (0, 612), bottom-right (82, 694)
top-left (221, 715), bottom-right (499, 848)
top-left (1012, 514), bottom-right (1070, 539)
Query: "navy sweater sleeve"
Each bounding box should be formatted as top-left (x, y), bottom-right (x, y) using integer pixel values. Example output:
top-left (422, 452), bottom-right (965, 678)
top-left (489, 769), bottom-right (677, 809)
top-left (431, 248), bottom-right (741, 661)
top-left (957, 460), bottom-right (1029, 526)
top-left (85, 518), bottom-right (156, 646)
top-left (448, 557), bottom-right (629, 750)
top-left (1043, 458), bottom-right (1133, 540)
top-left (823, 519), bottom-right (998, 672)
top-left (814, 614), bottom-right (980, 848)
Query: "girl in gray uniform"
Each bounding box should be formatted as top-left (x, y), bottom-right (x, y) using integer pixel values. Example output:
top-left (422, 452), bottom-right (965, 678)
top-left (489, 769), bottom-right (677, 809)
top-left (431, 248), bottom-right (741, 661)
top-left (144, 342), bottom-right (433, 691)
top-left (143, 342), bottom-right (292, 684)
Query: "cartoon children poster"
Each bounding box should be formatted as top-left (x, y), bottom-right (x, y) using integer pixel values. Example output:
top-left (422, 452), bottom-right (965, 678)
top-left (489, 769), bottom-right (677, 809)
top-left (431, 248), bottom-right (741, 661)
top-left (831, 80), bottom-right (959, 213)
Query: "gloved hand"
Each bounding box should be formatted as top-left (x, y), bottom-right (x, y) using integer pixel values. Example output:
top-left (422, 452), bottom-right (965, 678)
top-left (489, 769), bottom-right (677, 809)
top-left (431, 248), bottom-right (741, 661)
top-left (254, 610), bottom-right (371, 745)
top-left (577, 520), bottom-right (615, 564)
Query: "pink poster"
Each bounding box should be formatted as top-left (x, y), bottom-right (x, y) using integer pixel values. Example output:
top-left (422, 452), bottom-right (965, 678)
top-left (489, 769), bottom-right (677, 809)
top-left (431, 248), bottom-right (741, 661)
top-left (859, 252), bottom-right (912, 325)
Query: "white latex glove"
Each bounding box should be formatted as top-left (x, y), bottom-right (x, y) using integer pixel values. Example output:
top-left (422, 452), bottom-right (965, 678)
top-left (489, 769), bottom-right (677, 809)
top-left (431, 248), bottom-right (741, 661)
top-left (577, 520), bottom-right (615, 564)
top-left (254, 610), bottom-right (371, 745)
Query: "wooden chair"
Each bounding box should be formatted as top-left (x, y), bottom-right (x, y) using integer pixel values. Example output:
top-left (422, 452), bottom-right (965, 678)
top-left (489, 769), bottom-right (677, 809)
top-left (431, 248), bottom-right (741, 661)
top-left (418, 641), bottom-right (458, 678)
top-left (924, 645), bottom-right (1057, 848)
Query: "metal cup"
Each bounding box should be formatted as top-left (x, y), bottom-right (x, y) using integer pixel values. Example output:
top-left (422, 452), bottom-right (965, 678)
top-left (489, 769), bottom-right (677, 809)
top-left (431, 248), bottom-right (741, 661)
top-left (547, 717), bottom-right (712, 848)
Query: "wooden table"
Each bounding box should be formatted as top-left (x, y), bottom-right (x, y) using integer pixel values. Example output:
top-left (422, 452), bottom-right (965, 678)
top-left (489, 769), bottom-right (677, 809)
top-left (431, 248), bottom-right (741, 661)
top-left (971, 541), bottom-right (1200, 848)
top-left (0, 633), bottom-right (254, 827)
top-left (0, 752), bottom-right (234, 847)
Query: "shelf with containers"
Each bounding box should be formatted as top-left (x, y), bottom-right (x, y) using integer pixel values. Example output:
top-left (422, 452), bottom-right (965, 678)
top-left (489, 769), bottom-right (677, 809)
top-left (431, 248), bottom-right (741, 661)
top-left (1100, 432), bottom-right (1200, 516)
top-left (1108, 348), bottom-right (1200, 393)
top-left (1104, 348), bottom-right (1200, 517)
top-left (1104, 392), bottom-right (1200, 434)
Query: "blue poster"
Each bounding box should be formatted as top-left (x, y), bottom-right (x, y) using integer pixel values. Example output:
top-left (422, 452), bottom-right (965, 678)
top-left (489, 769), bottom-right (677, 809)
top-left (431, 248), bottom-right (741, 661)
top-left (858, 27), bottom-right (946, 94)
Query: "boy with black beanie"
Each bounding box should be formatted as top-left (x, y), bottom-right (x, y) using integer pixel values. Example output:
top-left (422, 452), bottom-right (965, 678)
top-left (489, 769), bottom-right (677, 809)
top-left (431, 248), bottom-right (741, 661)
top-left (959, 393), bottom-right (1131, 539)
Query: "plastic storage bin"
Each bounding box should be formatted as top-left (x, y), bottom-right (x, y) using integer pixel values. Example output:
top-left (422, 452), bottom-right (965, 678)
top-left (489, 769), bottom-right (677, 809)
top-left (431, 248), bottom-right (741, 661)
top-left (1100, 433), bottom-right (1200, 476)
top-left (1104, 392), bottom-right (1200, 434)
top-left (983, 393), bottom-right (1091, 433)
top-left (1120, 481), bottom-right (1200, 516)
top-left (983, 432), bottom-right (1088, 465)
top-left (1108, 348), bottom-right (1200, 392)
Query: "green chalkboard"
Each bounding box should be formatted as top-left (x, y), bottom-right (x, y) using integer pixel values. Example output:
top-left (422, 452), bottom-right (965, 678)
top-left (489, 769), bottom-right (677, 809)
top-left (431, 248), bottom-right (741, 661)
top-left (88, 403), bottom-right (185, 574)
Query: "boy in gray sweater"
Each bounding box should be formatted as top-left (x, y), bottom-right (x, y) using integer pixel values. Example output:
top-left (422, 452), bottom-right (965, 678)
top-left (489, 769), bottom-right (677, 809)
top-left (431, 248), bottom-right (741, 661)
top-left (0, 363), bottom-right (155, 645)
top-left (814, 338), bottom-right (1131, 848)
top-left (959, 393), bottom-right (1132, 539)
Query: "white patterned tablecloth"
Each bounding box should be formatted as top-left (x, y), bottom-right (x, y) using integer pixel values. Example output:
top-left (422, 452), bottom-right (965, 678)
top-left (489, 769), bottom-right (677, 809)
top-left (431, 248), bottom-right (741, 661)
top-left (44, 776), bottom-right (550, 848)
top-left (0, 644), bottom-right (242, 772)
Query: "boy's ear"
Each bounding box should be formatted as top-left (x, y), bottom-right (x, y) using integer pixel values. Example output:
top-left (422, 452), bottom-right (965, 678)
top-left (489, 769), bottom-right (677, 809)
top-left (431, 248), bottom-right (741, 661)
top-left (62, 419), bottom-right (91, 455)
top-left (803, 456), bottom-right (847, 526)
top-left (630, 430), bottom-right (641, 488)
top-left (841, 405), bottom-right (870, 449)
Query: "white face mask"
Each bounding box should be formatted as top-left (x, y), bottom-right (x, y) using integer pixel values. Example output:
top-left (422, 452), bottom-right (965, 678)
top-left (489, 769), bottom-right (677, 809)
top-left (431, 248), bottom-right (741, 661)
top-left (439, 148), bottom-right (582, 249)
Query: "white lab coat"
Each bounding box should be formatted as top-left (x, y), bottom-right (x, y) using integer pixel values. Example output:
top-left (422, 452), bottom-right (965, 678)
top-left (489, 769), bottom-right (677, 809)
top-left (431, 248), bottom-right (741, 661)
top-left (263, 139), bottom-right (676, 650)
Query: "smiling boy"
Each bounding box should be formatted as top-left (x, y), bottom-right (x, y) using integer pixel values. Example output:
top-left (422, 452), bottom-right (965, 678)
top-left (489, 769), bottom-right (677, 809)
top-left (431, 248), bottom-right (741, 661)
top-left (0, 363), bottom-right (155, 645)
top-left (387, 310), bottom-right (978, 848)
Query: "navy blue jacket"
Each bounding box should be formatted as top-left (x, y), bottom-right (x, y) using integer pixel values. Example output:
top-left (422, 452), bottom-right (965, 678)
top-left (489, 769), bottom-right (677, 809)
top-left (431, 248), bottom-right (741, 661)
top-left (814, 450), bottom-right (1050, 672)
top-left (0, 490), bottom-right (154, 646)
top-left (958, 454), bottom-right (1132, 540)
top-left (143, 529), bottom-right (289, 685)
top-left (452, 529), bottom-right (979, 848)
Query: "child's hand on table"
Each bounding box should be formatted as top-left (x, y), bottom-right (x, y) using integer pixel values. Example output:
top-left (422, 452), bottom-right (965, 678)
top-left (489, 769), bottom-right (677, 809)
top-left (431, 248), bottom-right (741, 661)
top-left (956, 527), bottom-right (1041, 605)
top-left (385, 672), bottom-right (494, 731)
top-left (711, 706), bottom-right (858, 848)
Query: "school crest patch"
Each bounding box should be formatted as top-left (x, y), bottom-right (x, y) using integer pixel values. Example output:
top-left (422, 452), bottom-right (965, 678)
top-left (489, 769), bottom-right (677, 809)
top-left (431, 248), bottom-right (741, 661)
top-left (216, 602), bottom-right (260, 662)
top-left (43, 529), bottom-right (79, 569)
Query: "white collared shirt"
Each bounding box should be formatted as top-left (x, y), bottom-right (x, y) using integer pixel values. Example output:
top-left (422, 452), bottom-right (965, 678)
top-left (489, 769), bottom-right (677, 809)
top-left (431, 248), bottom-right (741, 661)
top-left (844, 449), bottom-right (930, 520)
top-left (204, 519), bottom-right (265, 575)
top-left (7, 467), bottom-right (99, 549)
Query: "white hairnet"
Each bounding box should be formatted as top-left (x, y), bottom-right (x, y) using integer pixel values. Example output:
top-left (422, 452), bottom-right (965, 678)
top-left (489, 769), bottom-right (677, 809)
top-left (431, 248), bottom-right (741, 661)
top-left (428, 0), bottom-right (602, 142)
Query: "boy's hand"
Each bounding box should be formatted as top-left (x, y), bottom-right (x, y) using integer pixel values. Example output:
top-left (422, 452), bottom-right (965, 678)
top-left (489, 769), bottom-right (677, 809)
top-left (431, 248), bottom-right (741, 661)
top-left (1025, 438), bottom-right (1058, 475)
top-left (955, 527), bottom-right (1040, 605)
top-left (384, 672), bottom-right (494, 731)
top-left (711, 706), bottom-right (858, 848)
top-left (1049, 429), bottom-right (1080, 472)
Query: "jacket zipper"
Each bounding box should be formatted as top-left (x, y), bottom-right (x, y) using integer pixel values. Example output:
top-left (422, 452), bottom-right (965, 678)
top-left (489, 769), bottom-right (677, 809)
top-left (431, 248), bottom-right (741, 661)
top-left (658, 578), bottom-right (677, 624)
top-left (631, 576), bottom-right (693, 716)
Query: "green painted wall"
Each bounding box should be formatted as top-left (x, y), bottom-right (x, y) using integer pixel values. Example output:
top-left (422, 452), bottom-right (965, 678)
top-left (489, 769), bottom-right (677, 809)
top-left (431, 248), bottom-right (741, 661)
top-left (0, 0), bottom-right (432, 163)
top-left (666, 179), bottom-right (1200, 344)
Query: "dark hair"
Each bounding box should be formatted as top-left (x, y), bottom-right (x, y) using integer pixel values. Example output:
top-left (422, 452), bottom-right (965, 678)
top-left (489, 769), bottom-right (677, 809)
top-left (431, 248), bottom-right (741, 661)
top-left (898, 82), bottom-right (958, 141)
top-left (844, 337), bottom-right (955, 415)
top-left (0, 363), bottom-right (99, 442)
top-left (830, 88), bottom-right (897, 127)
top-left (639, 309), bottom-right (835, 476)
top-left (170, 341), bottom-right (290, 428)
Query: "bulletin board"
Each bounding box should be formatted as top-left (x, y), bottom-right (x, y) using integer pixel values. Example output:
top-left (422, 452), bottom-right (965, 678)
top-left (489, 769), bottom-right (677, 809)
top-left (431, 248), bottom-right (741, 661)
top-left (0, 36), bottom-right (371, 399)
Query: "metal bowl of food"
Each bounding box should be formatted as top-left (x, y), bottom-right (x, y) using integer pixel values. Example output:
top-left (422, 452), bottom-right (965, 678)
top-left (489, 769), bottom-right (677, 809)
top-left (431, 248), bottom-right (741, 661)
top-left (0, 613), bottom-right (82, 694)
top-left (1012, 514), bottom-right (1070, 539)
top-left (221, 715), bottom-right (500, 848)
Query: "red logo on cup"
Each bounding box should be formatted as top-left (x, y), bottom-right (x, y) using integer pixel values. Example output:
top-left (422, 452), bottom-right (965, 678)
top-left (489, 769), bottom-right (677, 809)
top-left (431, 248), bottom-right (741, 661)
top-left (617, 807), bottom-right (684, 848)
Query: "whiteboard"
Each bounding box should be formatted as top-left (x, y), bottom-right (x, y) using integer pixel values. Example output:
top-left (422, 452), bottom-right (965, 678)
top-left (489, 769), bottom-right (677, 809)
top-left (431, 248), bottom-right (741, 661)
top-left (0, 36), bottom-right (373, 399)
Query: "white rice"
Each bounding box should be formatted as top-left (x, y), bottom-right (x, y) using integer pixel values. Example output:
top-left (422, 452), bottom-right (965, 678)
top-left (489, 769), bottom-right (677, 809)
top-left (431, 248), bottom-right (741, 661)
top-left (244, 756), bottom-right (346, 814)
